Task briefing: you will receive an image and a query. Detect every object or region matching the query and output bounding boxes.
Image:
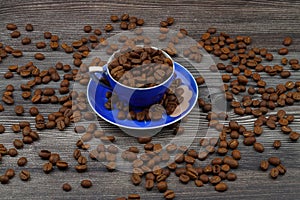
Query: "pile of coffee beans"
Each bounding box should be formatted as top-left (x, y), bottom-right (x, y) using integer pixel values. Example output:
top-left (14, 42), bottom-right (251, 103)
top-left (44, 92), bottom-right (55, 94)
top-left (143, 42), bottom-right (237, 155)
top-left (108, 47), bottom-right (173, 88)
top-left (0, 13), bottom-right (299, 200)
top-left (110, 14), bottom-right (145, 30)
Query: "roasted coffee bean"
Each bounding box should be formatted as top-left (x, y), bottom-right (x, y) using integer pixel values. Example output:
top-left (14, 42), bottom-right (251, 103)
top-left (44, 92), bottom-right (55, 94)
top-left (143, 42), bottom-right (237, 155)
top-left (14, 105), bottom-right (24, 115)
top-left (283, 36), bottom-right (292, 46)
top-left (276, 164), bottom-right (287, 175)
top-left (81, 179), bottom-right (92, 188)
top-left (137, 137), bottom-right (152, 144)
top-left (270, 167), bottom-right (279, 179)
top-left (231, 149), bottom-right (241, 160)
top-left (215, 182), bottom-right (228, 192)
top-left (5, 169), bottom-right (15, 179)
top-left (164, 190), bottom-right (175, 200)
top-left (278, 48), bottom-right (288, 55)
top-left (77, 156), bottom-right (87, 165)
top-left (34, 53), bottom-right (45, 60)
top-left (0, 175), bottom-right (9, 184)
top-left (243, 136), bottom-right (256, 146)
top-left (56, 161), bottom-right (69, 170)
top-left (289, 132), bottom-right (300, 141)
top-left (195, 179), bottom-right (204, 187)
top-left (57, 120), bottom-right (66, 131)
top-left (6, 23), bottom-right (17, 30)
top-left (104, 24), bottom-right (113, 32)
top-left (210, 175), bottom-right (222, 185)
top-left (39, 150), bottom-right (51, 159)
top-left (8, 148), bottom-right (18, 157)
top-left (48, 153), bottom-right (60, 165)
top-left (17, 157), bottom-right (28, 166)
top-left (73, 149), bottom-right (81, 160)
top-left (253, 142), bottom-right (264, 153)
top-left (11, 30), bottom-right (21, 38)
top-left (223, 157), bottom-right (238, 168)
top-left (44, 31), bottom-right (52, 39)
top-left (268, 157), bottom-right (281, 166)
top-left (35, 41), bottom-right (46, 49)
top-left (13, 139), bottom-right (23, 149)
top-left (21, 37), bottom-right (31, 45)
top-left (128, 194), bottom-right (141, 200)
top-left (75, 164), bottom-right (87, 173)
top-left (23, 136), bottom-right (33, 144)
top-left (0, 104), bottom-right (4, 112)
top-left (4, 72), bottom-right (14, 79)
top-left (145, 179), bottom-right (154, 191)
top-left (227, 172), bottom-right (237, 181)
top-left (43, 162), bottom-right (53, 173)
top-left (19, 170), bottom-right (30, 181)
top-left (62, 183), bottom-right (72, 192)
top-left (157, 181), bottom-right (168, 192)
top-left (110, 15), bottom-right (119, 22)
top-left (131, 173), bottom-right (142, 186)
top-left (179, 174), bottom-right (190, 184)
top-left (273, 140), bottom-right (281, 149)
top-left (0, 125), bottom-right (5, 134)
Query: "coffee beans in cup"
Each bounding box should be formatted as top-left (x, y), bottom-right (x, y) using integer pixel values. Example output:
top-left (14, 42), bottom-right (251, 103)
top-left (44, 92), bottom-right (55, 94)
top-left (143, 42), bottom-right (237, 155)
top-left (108, 47), bottom-right (173, 88)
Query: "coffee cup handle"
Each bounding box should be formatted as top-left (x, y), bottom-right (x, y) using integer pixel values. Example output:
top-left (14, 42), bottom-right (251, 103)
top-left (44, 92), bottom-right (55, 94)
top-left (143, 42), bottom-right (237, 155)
top-left (89, 66), bottom-right (112, 90)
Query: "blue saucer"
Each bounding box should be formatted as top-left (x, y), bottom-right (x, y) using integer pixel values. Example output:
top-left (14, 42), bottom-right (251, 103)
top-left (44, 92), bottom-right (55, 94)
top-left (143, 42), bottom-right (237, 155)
top-left (87, 62), bottom-right (198, 130)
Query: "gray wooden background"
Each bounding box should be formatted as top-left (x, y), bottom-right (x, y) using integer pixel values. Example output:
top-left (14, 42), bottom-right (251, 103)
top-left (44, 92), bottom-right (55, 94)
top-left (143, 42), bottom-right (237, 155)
top-left (0, 0), bottom-right (299, 199)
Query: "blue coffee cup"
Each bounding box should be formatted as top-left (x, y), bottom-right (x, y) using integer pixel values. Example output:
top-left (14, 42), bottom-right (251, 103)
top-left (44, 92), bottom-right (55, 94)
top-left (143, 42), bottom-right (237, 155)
top-left (89, 47), bottom-right (175, 107)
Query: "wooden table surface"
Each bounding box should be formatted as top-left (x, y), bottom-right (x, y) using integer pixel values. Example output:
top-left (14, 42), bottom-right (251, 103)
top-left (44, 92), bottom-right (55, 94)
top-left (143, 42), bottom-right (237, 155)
top-left (0, 0), bottom-right (299, 199)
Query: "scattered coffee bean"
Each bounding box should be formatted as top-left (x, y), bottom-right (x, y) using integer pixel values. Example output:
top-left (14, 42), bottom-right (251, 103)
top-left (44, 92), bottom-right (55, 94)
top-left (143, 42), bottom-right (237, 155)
top-left (56, 161), bottom-right (69, 170)
top-left (6, 23), bottom-right (17, 30)
top-left (81, 179), bottom-right (92, 188)
top-left (270, 167), bottom-right (279, 179)
top-left (0, 175), bottom-right (9, 184)
top-left (14, 105), bottom-right (24, 115)
top-left (157, 181), bottom-right (168, 192)
top-left (283, 36), bottom-right (292, 46)
top-left (253, 142), bottom-right (264, 153)
top-left (17, 157), bottom-right (28, 166)
top-left (25, 24), bottom-right (33, 31)
top-left (62, 183), bottom-right (72, 192)
top-left (8, 148), bottom-right (18, 157)
top-left (5, 169), bottom-right (15, 179)
top-left (289, 132), bottom-right (300, 141)
top-left (11, 30), bottom-right (21, 38)
top-left (0, 125), bottom-right (5, 134)
top-left (227, 172), bottom-right (237, 181)
top-left (276, 164), bottom-right (287, 175)
top-left (104, 24), bottom-right (113, 32)
top-left (179, 174), bottom-right (190, 184)
top-left (19, 170), bottom-right (30, 181)
top-left (21, 37), bottom-right (31, 45)
top-left (215, 182), bottom-right (228, 192)
top-left (128, 194), bottom-right (141, 200)
top-left (34, 53), bottom-right (45, 60)
top-left (39, 150), bottom-right (51, 159)
top-left (273, 140), bottom-right (281, 149)
top-left (43, 162), bottom-right (53, 174)
top-left (164, 190), bottom-right (175, 200)
top-left (49, 153), bottom-right (60, 165)
top-left (268, 157), bottom-right (281, 166)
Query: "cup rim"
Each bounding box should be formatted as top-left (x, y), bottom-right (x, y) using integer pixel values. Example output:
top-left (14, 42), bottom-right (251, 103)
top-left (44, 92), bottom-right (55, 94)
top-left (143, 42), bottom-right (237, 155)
top-left (106, 45), bottom-right (175, 91)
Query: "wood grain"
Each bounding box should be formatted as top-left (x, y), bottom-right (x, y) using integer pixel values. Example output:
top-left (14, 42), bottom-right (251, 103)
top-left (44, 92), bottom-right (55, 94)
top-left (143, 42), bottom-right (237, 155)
top-left (0, 0), bottom-right (299, 199)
